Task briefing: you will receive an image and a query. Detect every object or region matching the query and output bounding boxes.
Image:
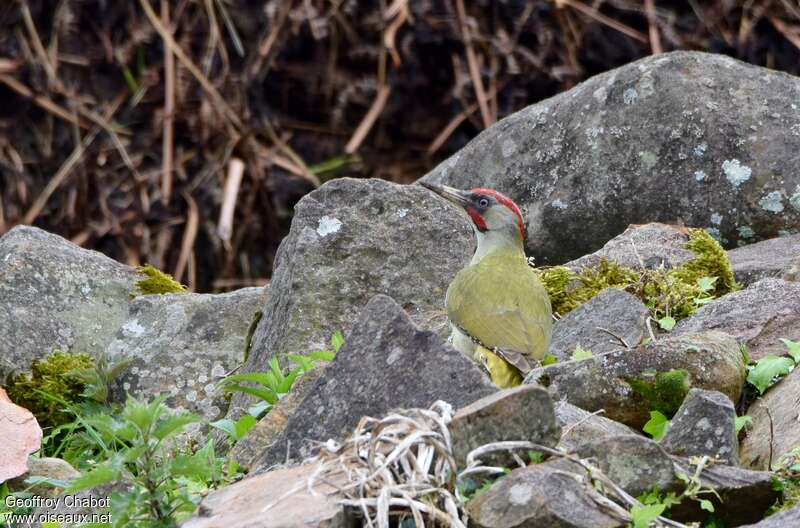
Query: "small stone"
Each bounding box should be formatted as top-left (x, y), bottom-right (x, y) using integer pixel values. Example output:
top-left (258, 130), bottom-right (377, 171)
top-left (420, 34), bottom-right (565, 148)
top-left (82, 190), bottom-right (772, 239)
top-left (554, 401), bottom-right (637, 452)
top-left (466, 461), bottom-right (626, 528)
top-left (674, 278), bottom-right (800, 361)
top-left (728, 234), bottom-right (800, 286)
top-left (740, 368), bottom-right (800, 469)
top-left (548, 288), bottom-right (649, 361)
top-left (182, 464), bottom-right (353, 528)
top-left (449, 385), bottom-right (560, 468)
top-left (660, 388), bottom-right (738, 465)
top-left (576, 435), bottom-right (676, 497)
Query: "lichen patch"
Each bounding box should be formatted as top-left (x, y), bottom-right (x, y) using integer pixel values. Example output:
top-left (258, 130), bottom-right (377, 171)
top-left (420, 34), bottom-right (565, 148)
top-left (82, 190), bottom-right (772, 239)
top-left (317, 216), bottom-right (343, 237)
top-left (722, 159), bottom-right (752, 188)
top-left (758, 191), bottom-right (785, 213)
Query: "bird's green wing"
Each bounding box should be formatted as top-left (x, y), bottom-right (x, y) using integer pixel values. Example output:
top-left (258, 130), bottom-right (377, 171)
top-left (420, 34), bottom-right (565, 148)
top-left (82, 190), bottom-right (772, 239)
top-left (446, 254), bottom-right (552, 360)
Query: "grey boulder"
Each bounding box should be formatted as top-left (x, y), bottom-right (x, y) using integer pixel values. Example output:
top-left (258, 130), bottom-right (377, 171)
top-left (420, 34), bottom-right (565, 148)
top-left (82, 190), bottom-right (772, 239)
top-left (525, 331), bottom-right (746, 428)
top-left (421, 51), bottom-right (800, 263)
top-left (0, 226), bottom-right (138, 378)
top-left (548, 288), bottom-right (649, 361)
top-left (739, 503), bottom-right (800, 527)
top-left (107, 287), bottom-right (265, 420)
top-left (254, 294), bottom-right (496, 468)
top-left (674, 278), bottom-right (800, 360)
top-left (235, 177), bottom-right (472, 415)
top-left (660, 388), bottom-right (738, 465)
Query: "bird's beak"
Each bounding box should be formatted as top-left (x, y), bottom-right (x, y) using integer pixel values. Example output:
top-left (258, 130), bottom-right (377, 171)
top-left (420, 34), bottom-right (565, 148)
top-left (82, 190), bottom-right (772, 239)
top-left (419, 181), bottom-right (471, 208)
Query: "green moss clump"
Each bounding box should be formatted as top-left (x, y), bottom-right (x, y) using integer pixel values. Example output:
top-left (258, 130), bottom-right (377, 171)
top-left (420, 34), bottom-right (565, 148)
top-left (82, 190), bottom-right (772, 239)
top-left (134, 264), bottom-right (187, 295)
top-left (5, 351), bottom-right (95, 429)
top-left (535, 228), bottom-right (740, 319)
top-left (627, 368), bottom-right (690, 417)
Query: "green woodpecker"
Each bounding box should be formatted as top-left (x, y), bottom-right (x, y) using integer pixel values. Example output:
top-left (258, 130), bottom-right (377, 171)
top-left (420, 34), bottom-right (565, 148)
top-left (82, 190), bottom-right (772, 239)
top-left (421, 182), bottom-right (553, 388)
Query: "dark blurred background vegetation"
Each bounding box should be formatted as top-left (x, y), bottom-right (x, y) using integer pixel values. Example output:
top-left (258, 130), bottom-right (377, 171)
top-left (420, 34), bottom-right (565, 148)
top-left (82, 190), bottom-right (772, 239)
top-left (1, 0), bottom-right (799, 292)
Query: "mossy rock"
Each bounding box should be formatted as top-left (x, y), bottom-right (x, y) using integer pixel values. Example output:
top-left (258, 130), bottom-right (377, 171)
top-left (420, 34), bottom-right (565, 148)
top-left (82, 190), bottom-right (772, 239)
top-left (5, 351), bottom-right (95, 429)
top-left (535, 229), bottom-right (740, 319)
top-left (134, 264), bottom-right (187, 295)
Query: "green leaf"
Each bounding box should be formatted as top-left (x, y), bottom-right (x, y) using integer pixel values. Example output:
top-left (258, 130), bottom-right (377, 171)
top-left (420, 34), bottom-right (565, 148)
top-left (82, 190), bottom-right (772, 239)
top-left (630, 503), bottom-right (666, 528)
top-left (643, 411), bottom-right (670, 441)
top-left (527, 450), bottom-right (545, 464)
top-left (210, 418), bottom-right (237, 439)
top-left (331, 331), bottom-right (344, 353)
top-left (247, 400), bottom-right (272, 417)
top-left (23, 475), bottom-right (70, 489)
top-left (699, 499), bottom-right (715, 512)
top-left (221, 372), bottom-right (279, 390)
top-left (153, 412), bottom-right (201, 440)
top-left (542, 354), bottom-right (558, 366)
top-left (780, 338), bottom-right (800, 364)
top-left (696, 276), bottom-right (718, 293)
top-left (121, 395), bottom-right (165, 435)
top-left (735, 415), bottom-right (753, 434)
top-left (694, 296), bottom-right (714, 306)
top-left (287, 354), bottom-right (315, 371)
top-left (308, 350), bottom-right (336, 362)
top-left (235, 415), bottom-right (257, 439)
top-left (747, 355), bottom-right (795, 394)
top-left (658, 316), bottom-right (676, 331)
top-left (571, 344), bottom-right (593, 361)
top-left (65, 463), bottom-right (120, 493)
top-left (222, 384), bottom-right (277, 404)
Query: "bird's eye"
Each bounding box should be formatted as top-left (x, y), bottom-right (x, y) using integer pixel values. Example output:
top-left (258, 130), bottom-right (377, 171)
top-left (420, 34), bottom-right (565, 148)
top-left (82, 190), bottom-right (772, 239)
top-left (478, 197), bottom-right (490, 208)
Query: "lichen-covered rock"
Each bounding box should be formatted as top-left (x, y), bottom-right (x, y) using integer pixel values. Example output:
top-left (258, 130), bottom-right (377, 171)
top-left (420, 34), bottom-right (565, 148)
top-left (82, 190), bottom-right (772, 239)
top-left (565, 223), bottom-right (694, 271)
top-left (106, 287), bottom-right (266, 420)
top-left (728, 234), bottom-right (800, 286)
top-left (548, 288), bottom-right (649, 361)
top-left (449, 385), bottom-right (560, 468)
top-left (576, 435), bottom-right (676, 497)
top-left (674, 278), bottom-right (800, 360)
top-left (524, 331), bottom-right (746, 428)
top-left (421, 51), bottom-right (800, 264)
top-left (254, 295), bottom-right (496, 468)
top-left (466, 461), bottom-right (627, 528)
top-left (0, 226), bottom-right (138, 379)
top-left (230, 368), bottom-right (322, 471)
top-left (183, 464), bottom-right (353, 528)
top-left (554, 401), bottom-right (637, 452)
top-left (660, 388), bottom-right (738, 465)
top-left (740, 368), bottom-right (800, 470)
top-left (235, 178), bottom-right (472, 416)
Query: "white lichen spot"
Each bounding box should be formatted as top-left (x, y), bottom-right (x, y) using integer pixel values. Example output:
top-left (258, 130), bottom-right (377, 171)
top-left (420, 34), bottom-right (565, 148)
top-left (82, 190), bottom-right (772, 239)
top-left (722, 159), bottom-right (752, 188)
top-left (737, 226), bottom-right (755, 239)
top-left (551, 199), bottom-right (568, 210)
top-left (593, 86), bottom-right (607, 103)
top-left (186, 390), bottom-right (198, 402)
top-left (211, 364), bottom-right (226, 378)
top-left (710, 213), bottom-right (723, 225)
top-left (198, 374), bottom-right (208, 384)
top-left (316, 216), bottom-right (343, 237)
top-left (204, 383), bottom-right (216, 395)
top-left (759, 191), bottom-right (784, 213)
top-left (386, 346), bottom-right (403, 366)
top-left (501, 138), bottom-right (518, 158)
top-left (509, 483), bottom-right (533, 505)
top-left (638, 151), bottom-right (658, 170)
top-left (623, 88), bottom-right (638, 105)
top-left (791, 124), bottom-right (800, 137)
top-left (693, 143), bottom-right (707, 157)
top-left (696, 417), bottom-right (711, 431)
top-left (694, 170), bottom-right (707, 182)
top-left (396, 208), bottom-right (409, 218)
top-left (123, 382), bottom-right (131, 391)
top-left (122, 319), bottom-right (146, 337)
